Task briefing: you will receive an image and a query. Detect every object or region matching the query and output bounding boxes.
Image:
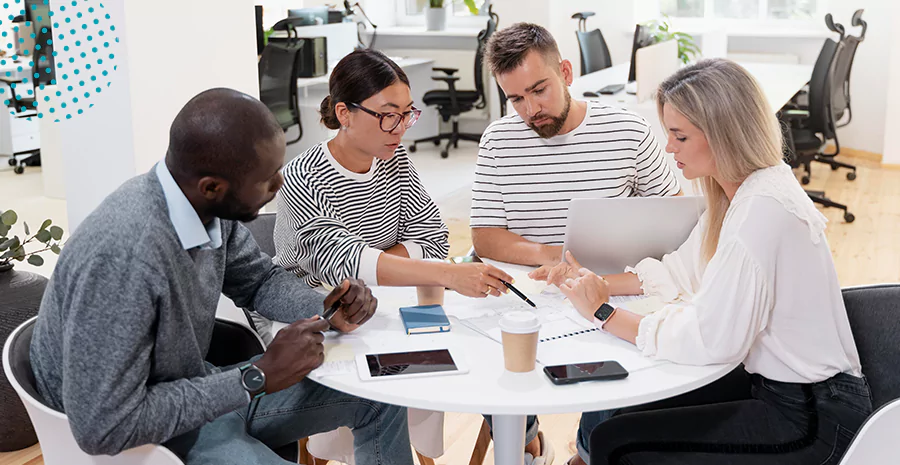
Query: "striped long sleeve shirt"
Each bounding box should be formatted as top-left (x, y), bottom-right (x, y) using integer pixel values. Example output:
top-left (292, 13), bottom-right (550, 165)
top-left (274, 140), bottom-right (449, 288)
top-left (470, 102), bottom-right (681, 246)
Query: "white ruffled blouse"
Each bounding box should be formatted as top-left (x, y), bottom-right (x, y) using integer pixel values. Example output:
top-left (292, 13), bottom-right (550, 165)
top-left (625, 164), bottom-right (862, 383)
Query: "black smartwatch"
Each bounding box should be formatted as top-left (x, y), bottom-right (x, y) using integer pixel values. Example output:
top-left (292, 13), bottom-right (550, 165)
top-left (239, 363), bottom-right (267, 399)
top-left (594, 302), bottom-right (616, 322)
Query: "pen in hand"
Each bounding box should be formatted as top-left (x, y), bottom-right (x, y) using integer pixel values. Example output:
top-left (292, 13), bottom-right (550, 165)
top-left (500, 279), bottom-right (536, 308)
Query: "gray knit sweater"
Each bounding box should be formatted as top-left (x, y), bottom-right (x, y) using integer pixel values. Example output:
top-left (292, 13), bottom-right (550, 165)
top-left (29, 170), bottom-right (323, 455)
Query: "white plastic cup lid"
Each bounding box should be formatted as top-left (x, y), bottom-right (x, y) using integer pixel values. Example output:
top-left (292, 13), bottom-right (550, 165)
top-left (498, 311), bottom-right (541, 334)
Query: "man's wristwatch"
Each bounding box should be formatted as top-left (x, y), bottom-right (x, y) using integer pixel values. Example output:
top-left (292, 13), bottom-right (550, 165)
top-left (239, 363), bottom-right (267, 399)
top-left (594, 302), bottom-right (616, 322)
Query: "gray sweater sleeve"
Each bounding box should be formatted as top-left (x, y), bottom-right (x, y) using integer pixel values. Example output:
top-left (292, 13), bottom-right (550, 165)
top-left (222, 220), bottom-right (325, 322)
top-left (60, 255), bottom-right (250, 455)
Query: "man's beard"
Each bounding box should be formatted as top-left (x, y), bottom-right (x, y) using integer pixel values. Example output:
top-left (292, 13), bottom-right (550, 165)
top-left (209, 189), bottom-right (266, 223)
top-left (528, 88), bottom-right (573, 139)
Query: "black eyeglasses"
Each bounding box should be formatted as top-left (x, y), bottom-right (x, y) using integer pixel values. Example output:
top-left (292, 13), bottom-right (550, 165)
top-left (347, 102), bottom-right (422, 133)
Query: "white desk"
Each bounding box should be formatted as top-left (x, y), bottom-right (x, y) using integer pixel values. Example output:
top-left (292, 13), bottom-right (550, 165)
top-left (272, 268), bottom-right (734, 465)
top-left (570, 62), bottom-right (813, 195)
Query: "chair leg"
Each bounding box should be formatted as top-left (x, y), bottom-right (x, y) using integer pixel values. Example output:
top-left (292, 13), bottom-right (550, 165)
top-left (468, 419), bottom-right (493, 465)
top-left (416, 450), bottom-right (436, 465)
top-left (806, 190), bottom-right (855, 222)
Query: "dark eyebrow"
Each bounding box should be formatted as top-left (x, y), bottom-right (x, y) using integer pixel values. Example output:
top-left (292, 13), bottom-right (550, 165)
top-left (380, 101), bottom-right (415, 110)
top-left (506, 78), bottom-right (550, 99)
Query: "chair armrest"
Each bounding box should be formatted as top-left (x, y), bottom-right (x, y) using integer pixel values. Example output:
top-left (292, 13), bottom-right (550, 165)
top-left (780, 109), bottom-right (809, 123)
top-left (0, 76), bottom-right (23, 84)
top-left (431, 76), bottom-right (460, 83)
top-left (432, 67), bottom-right (459, 75)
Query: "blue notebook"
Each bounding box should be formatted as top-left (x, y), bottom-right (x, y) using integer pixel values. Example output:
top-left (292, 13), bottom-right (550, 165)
top-left (399, 305), bottom-right (451, 335)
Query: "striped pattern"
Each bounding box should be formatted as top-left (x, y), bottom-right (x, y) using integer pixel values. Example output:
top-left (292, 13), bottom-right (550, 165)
top-left (274, 141), bottom-right (449, 288)
top-left (470, 102), bottom-right (680, 245)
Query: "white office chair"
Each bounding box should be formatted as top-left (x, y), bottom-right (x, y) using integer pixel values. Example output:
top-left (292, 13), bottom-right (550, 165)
top-left (2, 317), bottom-right (184, 465)
top-left (838, 398), bottom-right (900, 465)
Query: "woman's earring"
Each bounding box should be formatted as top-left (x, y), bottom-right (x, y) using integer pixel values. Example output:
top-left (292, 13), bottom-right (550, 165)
top-left (341, 125), bottom-right (347, 131)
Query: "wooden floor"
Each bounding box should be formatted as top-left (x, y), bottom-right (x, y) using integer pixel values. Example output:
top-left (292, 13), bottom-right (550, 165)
top-left (3, 155), bottom-right (897, 465)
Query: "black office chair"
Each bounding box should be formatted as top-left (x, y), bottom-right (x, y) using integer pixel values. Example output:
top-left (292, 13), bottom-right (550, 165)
top-left (408, 5), bottom-right (499, 158)
top-left (831, 9), bottom-right (866, 129)
top-left (572, 12), bottom-right (612, 75)
top-left (782, 38), bottom-right (854, 223)
top-left (258, 25), bottom-right (306, 145)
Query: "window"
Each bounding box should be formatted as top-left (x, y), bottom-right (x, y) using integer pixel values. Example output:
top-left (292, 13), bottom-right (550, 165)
top-left (405, 0), bottom-right (486, 17)
top-left (660, 0), bottom-right (819, 21)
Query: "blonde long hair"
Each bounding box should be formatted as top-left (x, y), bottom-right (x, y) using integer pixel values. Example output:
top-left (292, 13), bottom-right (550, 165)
top-left (656, 59), bottom-right (785, 262)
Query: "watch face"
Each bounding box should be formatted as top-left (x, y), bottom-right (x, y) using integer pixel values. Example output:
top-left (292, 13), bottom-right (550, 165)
top-left (595, 303), bottom-right (615, 321)
top-left (242, 367), bottom-right (265, 392)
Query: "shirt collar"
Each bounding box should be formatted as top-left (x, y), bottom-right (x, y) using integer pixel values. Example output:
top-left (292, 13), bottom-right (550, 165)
top-left (155, 161), bottom-right (223, 250)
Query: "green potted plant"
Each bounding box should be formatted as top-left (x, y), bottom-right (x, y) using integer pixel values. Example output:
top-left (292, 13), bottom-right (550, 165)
top-left (0, 209), bottom-right (64, 451)
top-left (644, 17), bottom-right (700, 64)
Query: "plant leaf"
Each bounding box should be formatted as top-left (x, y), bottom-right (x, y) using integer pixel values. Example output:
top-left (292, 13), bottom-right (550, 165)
top-left (0, 210), bottom-right (16, 226)
top-left (36, 230), bottom-right (51, 243)
top-left (462, 0), bottom-right (478, 15)
top-left (0, 223), bottom-right (8, 236)
top-left (24, 221), bottom-right (29, 235)
top-left (1, 237), bottom-right (18, 251)
top-left (51, 244), bottom-right (61, 254)
top-left (27, 255), bottom-right (43, 266)
top-left (0, 239), bottom-right (10, 251)
top-left (40, 219), bottom-right (51, 231)
top-left (50, 226), bottom-right (64, 241)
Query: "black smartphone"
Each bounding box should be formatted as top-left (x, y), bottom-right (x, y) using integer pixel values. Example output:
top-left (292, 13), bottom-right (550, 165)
top-left (599, 84), bottom-right (625, 95)
top-left (543, 361), bottom-right (629, 385)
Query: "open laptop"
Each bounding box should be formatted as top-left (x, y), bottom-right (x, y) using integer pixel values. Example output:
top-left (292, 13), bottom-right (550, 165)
top-left (562, 196), bottom-right (707, 275)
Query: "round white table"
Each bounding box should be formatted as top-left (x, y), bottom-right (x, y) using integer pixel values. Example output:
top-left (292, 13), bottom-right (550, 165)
top-left (274, 284), bottom-right (736, 465)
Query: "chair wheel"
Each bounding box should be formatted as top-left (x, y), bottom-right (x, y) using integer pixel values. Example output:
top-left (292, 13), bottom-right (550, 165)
top-left (408, 144), bottom-right (417, 153)
top-left (847, 171), bottom-right (857, 181)
top-left (831, 165), bottom-right (839, 171)
top-left (432, 140), bottom-right (441, 146)
top-left (440, 150), bottom-right (449, 159)
top-left (8, 158), bottom-right (15, 166)
top-left (13, 165), bottom-right (24, 174)
top-left (844, 212), bottom-right (855, 223)
top-left (801, 175), bottom-right (810, 185)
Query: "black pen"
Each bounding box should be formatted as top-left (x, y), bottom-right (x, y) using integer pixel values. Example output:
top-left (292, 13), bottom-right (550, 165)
top-left (500, 279), bottom-right (536, 308)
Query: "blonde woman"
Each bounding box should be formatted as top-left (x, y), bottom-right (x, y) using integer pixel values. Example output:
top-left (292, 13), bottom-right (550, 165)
top-left (544, 59), bottom-right (870, 465)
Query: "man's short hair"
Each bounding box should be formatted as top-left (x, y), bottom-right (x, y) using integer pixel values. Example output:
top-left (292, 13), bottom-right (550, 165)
top-left (484, 22), bottom-right (561, 76)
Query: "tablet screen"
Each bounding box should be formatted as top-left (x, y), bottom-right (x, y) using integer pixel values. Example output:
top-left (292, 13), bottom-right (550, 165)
top-left (366, 349), bottom-right (458, 377)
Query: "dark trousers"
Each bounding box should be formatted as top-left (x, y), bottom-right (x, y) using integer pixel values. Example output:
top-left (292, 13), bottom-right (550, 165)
top-left (590, 367), bottom-right (873, 465)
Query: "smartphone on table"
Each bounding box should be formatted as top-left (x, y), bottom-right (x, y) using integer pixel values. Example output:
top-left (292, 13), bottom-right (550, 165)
top-left (543, 360), bottom-right (628, 385)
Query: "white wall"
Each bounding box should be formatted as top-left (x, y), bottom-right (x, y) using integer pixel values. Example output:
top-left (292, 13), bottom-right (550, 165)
top-left (57, 0), bottom-right (260, 229)
top-left (881, 0), bottom-right (900, 165)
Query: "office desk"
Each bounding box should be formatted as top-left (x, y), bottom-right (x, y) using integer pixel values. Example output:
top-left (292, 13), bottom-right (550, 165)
top-left (570, 62), bottom-right (813, 194)
top-left (271, 262), bottom-right (734, 465)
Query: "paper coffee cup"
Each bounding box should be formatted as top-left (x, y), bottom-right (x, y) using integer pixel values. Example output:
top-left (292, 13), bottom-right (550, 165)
top-left (498, 311), bottom-right (541, 372)
top-left (417, 286), bottom-right (445, 306)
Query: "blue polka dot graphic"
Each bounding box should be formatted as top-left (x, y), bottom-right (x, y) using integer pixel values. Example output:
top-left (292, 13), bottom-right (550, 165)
top-left (0, 0), bottom-right (119, 122)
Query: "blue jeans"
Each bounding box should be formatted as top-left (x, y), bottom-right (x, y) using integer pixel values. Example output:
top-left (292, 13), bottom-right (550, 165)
top-left (164, 376), bottom-right (414, 465)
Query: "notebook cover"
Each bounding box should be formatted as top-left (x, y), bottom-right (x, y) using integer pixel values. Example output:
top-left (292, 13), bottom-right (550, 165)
top-left (399, 305), bottom-right (451, 335)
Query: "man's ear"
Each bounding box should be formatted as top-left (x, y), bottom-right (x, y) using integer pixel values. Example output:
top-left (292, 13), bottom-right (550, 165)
top-left (560, 59), bottom-right (575, 86)
top-left (197, 176), bottom-right (229, 202)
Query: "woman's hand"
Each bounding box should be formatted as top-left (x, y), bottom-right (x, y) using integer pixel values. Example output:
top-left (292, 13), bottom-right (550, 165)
top-left (446, 263), bottom-right (514, 298)
top-left (529, 250), bottom-right (584, 287)
top-left (559, 268), bottom-right (611, 322)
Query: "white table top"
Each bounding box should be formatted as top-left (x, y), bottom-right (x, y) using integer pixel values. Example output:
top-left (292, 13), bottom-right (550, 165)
top-left (296, 56), bottom-right (434, 89)
top-left (273, 277), bottom-right (734, 416)
top-left (571, 61), bottom-right (813, 115)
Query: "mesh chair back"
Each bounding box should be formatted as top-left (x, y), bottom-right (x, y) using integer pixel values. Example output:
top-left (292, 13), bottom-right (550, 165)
top-left (575, 29), bottom-right (613, 75)
top-left (473, 9), bottom-right (498, 109)
top-left (807, 38), bottom-right (840, 140)
top-left (842, 285), bottom-right (900, 410)
top-left (244, 212), bottom-right (277, 257)
top-left (831, 35), bottom-right (860, 122)
top-left (258, 38), bottom-right (303, 135)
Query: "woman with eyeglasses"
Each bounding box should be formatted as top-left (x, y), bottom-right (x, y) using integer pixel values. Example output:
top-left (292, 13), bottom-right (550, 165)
top-left (273, 49), bottom-right (513, 300)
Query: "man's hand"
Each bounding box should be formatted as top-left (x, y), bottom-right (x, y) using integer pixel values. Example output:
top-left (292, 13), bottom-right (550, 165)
top-left (559, 268), bottom-right (611, 322)
top-left (530, 250), bottom-right (584, 287)
top-left (254, 317), bottom-right (329, 394)
top-left (324, 278), bottom-right (377, 333)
